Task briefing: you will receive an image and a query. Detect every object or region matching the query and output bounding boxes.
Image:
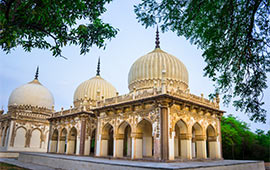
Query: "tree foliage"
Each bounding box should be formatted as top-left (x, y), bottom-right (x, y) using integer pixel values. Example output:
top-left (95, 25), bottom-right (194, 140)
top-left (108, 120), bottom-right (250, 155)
top-left (135, 0), bottom-right (270, 123)
top-left (0, 0), bottom-right (118, 58)
top-left (221, 115), bottom-right (270, 161)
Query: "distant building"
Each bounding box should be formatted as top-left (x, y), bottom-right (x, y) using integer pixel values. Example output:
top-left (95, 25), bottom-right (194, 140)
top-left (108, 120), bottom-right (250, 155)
top-left (0, 30), bottom-right (224, 161)
top-left (0, 67), bottom-right (53, 152)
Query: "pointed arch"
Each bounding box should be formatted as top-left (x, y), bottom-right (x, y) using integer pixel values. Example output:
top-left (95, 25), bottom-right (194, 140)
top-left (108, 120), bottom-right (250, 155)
top-left (206, 124), bottom-right (216, 137)
top-left (136, 119), bottom-right (153, 158)
top-left (192, 122), bottom-right (203, 135)
top-left (14, 127), bottom-right (26, 148)
top-left (30, 128), bottom-right (42, 148)
top-left (136, 119), bottom-right (152, 134)
top-left (0, 127), bottom-right (4, 146)
top-left (50, 129), bottom-right (58, 152)
top-left (102, 123), bottom-right (113, 135)
top-left (2, 126), bottom-right (9, 147)
top-left (101, 123), bottom-right (114, 156)
top-left (59, 128), bottom-right (68, 153)
top-left (192, 122), bottom-right (205, 159)
top-left (117, 121), bottom-right (132, 157)
top-left (51, 129), bottom-right (59, 140)
top-left (67, 127), bottom-right (77, 154)
top-left (117, 121), bottom-right (131, 134)
top-left (90, 128), bottom-right (96, 155)
top-left (174, 119), bottom-right (189, 159)
top-left (175, 119), bottom-right (188, 134)
top-left (206, 124), bottom-right (218, 158)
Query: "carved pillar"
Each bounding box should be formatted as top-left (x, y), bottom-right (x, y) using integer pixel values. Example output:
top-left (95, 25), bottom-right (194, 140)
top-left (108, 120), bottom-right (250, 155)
top-left (208, 136), bottom-right (219, 159)
top-left (25, 129), bottom-right (31, 148)
top-left (114, 133), bottom-right (124, 158)
top-left (131, 134), bottom-right (136, 159)
top-left (131, 132), bottom-right (142, 159)
top-left (153, 133), bottom-right (161, 159)
top-left (9, 121), bottom-right (16, 147)
top-left (160, 102), bottom-right (169, 161)
top-left (79, 116), bottom-right (87, 155)
top-left (217, 115), bottom-right (223, 159)
top-left (47, 123), bottom-right (52, 153)
top-left (195, 135), bottom-right (207, 159)
top-left (180, 133), bottom-right (192, 159)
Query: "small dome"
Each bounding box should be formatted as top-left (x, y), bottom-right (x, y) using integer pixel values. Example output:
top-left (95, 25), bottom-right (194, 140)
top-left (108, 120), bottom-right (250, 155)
top-left (8, 79), bottom-right (54, 109)
top-left (73, 76), bottom-right (117, 106)
top-left (128, 48), bottom-right (189, 92)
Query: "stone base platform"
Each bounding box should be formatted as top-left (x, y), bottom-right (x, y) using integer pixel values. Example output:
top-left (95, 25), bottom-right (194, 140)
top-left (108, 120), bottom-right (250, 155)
top-left (0, 151), bottom-right (19, 158)
top-left (13, 152), bottom-right (266, 170)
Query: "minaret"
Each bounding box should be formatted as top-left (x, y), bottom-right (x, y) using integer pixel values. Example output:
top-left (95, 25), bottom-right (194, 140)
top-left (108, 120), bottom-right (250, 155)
top-left (35, 66), bottom-right (39, 80)
top-left (96, 57), bottom-right (100, 76)
top-left (155, 26), bottom-right (160, 49)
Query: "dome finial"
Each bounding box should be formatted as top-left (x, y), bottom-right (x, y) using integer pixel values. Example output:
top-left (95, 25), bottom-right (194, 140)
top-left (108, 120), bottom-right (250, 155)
top-left (155, 26), bottom-right (160, 49)
top-left (35, 66), bottom-right (39, 80)
top-left (96, 57), bottom-right (100, 76)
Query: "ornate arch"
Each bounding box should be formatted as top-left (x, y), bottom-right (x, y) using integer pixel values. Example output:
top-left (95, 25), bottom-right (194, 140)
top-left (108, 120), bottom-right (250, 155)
top-left (136, 118), bottom-right (153, 134)
top-left (206, 124), bottom-right (217, 137)
top-left (117, 121), bottom-right (132, 135)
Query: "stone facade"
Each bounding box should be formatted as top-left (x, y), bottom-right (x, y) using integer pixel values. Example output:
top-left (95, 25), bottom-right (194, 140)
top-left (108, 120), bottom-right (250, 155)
top-left (0, 105), bottom-right (52, 152)
top-left (47, 85), bottom-right (223, 161)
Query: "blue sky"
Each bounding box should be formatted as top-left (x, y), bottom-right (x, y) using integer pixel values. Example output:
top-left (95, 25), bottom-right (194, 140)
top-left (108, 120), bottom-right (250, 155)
top-left (0, 0), bottom-right (269, 132)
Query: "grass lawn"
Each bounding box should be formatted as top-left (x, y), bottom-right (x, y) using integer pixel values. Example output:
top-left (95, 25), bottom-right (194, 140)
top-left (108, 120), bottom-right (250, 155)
top-left (0, 162), bottom-right (29, 170)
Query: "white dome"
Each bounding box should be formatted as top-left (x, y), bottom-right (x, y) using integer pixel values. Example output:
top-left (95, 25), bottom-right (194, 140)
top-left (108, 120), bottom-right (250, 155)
top-left (8, 79), bottom-right (54, 109)
top-left (73, 76), bottom-right (117, 107)
top-left (128, 48), bottom-right (189, 92)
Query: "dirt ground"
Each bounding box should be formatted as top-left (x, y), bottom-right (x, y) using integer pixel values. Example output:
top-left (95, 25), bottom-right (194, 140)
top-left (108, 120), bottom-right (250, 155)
top-left (0, 162), bottom-right (28, 170)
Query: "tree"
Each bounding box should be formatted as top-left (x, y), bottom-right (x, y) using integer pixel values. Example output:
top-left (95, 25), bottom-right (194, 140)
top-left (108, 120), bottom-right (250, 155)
top-left (0, 0), bottom-right (118, 58)
top-left (221, 115), bottom-right (270, 161)
top-left (134, 0), bottom-right (270, 123)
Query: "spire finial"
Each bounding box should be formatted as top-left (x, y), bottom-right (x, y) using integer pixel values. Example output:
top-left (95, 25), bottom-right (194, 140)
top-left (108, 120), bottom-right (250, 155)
top-left (155, 26), bottom-right (160, 49)
top-left (35, 66), bottom-right (39, 80)
top-left (96, 57), bottom-right (100, 76)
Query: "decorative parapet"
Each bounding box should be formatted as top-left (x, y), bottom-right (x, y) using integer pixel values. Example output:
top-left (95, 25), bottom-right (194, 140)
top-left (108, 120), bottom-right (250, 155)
top-left (0, 105), bottom-right (53, 121)
top-left (8, 105), bottom-right (53, 113)
top-left (52, 106), bottom-right (83, 117)
top-left (51, 105), bottom-right (94, 118)
top-left (0, 113), bottom-right (10, 121)
top-left (96, 87), bottom-right (220, 110)
top-left (50, 86), bottom-right (221, 119)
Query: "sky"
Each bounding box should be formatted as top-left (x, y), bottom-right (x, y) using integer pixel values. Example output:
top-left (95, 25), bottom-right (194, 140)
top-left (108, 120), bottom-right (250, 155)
top-left (0, 0), bottom-right (269, 132)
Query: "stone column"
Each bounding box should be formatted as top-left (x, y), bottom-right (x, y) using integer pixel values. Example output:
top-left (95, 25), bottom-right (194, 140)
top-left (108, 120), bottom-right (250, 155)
top-left (57, 136), bottom-right (61, 153)
top-left (160, 103), bottom-right (169, 161)
top-left (131, 133), bottom-right (142, 159)
top-left (114, 134), bottom-right (124, 158)
top-left (180, 133), bottom-right (192, 159)
top-left (196, 135), bottom-right (207, 159)
top-left (76, 136), bottom-right (80, 155)
top-left (79, 116), bottom-right (86, 155)
top-left (153, 134), bottom-right (161, 160)
top-left (208, 136), bottom-right (218, 159)
top-left (131, 135), bottom-right (136, 159)
top-left (100, 135), bottom-right (108, 156)
top-left (59, 137), bottom-right (65, 153)
top-left (9, 121), bottom-right (16, 148)
top-left (168, 131), bottom-right (175, 160)
top-left (96, 134), bottom-right (102, 156)
top-left (113, 136), bottom-right (117, 157)
top-left (84, 136), bottom-right (90, 156)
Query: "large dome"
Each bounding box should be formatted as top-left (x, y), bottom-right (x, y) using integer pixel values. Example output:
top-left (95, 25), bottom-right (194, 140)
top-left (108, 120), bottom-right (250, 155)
top-left (73, 75), bottom-right (117, 106)
top-left (128, 48), bottom-right (189, 92)
top-left (8, 79), bottom-right (54, 109)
